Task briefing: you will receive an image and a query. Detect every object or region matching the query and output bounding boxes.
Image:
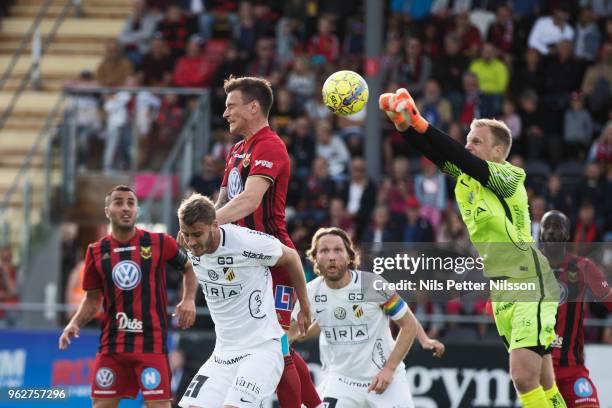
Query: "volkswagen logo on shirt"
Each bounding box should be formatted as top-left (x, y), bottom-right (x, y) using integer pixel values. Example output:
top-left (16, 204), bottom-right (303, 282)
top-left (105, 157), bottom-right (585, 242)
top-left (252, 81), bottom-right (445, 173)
top-left (227, 167), bottom-right (243, 199)
top-left (112, 260), bottom-right (142, 290)
top-left (96, 367), bottom-right (115, 388)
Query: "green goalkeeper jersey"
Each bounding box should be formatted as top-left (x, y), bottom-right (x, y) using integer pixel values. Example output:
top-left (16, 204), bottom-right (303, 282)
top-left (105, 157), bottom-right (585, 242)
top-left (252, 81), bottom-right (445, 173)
top-left (442, 160), bottom-right (546, 279)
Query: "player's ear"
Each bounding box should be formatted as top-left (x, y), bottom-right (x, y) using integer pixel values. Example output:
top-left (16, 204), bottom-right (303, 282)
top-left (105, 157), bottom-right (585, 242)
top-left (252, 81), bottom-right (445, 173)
top-left (104, 206), bottom-right (110, 220)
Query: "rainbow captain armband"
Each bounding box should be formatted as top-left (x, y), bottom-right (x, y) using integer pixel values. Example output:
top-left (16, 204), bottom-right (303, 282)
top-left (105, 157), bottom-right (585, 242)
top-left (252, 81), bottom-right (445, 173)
top-left (382, 294), bottom-right (408, 319)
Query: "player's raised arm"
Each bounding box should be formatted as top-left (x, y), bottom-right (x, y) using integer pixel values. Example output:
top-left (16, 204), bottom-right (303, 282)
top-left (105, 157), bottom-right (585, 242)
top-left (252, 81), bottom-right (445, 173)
top-left (275, 244), bottom-right (311, 336)
top-left (59, 289), bottom-right (102, 350)
top-left (215, 176), bottom-right (271, 225)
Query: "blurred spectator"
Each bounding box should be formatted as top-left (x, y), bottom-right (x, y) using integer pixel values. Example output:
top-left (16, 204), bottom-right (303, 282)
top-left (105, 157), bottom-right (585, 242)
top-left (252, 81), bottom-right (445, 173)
top-left (530, 195), bottom-right (547, 243)
top-left (502, 98), bottom-right (521, 144)
top-left (64, 258), bottom-right (85, 321)
top-left (574, 6), bottom-right (601, 62)
top-left (378, 157), bottom-right (413, 217)
top-left (543, 173), bottom-right (572, 215)
top-left (401, 197), bottom-right (435, 243)
top-left (270, 88), bottom-right (300, 135)
top-left (298, 156), bottom-right (338, 224)
top-left (275, 17), bottom-right (300, 68)
top-left (564, 91), bottom-right (593, 159)
top-left (210, 42), bottom-right (245, 120)
top-left (308, 15), bottom-right (340, 63)
top-left (188, 154), bottom-right (222, 197)
top-left (527, 3), bottom-right (574, 55)
top-left (416, 80), bottom-right (452, 130)
top-left (468, 42), bottom-right (508, 117)
top-left (422, 21), bottom-right (442, 59)
top-left (447, 11), bottom-right (482, 59)
top-left (246, 37), bottom-right (282, 87)
top-left (412, 290), bottom-right (444, 338)
top-left (588, 0), bottom-right (612, 17)
top-left (575, 162), bottom-right (605, 213)
top-left (433, 33), bottom-right (469, 115)
top-left (287, 116), bottom-right (316, 179)
top-left (391, 37), bottom-right (432, 98)
top-left (96, 40), bottom-right (134, 87)
top-left (102, 85), bottom-right (133, 172)
top-left (211, 131), bottom-right (235, 163)
top-left (0, 245), bottom-right (18, 324)
top-left (518, 89), bottom-right (546, 160)
top-left (362, 205), bottom-right (400, 244)
top-left (581, 42), bottom-right (612, 121)
top-left (172, 35), bottom-right (217, 87)
top-left (457, 72), bottom-right (482, 129)
top-left (304, 84), bottom-right (332, 122)
top-left (511, 47), bottom-right (545, 97)
top-left (573, 200), bottom-right (600, 255)
top-left (156, 3), bottom-right (198, 63)
top-left (68, 70), bottom-right (102, 170)
top-left (315, 121), bottom-right (350, 181)
top-left (340, 157), bottom-right (377, 241)
top-left (587, 122), bottom-right (612, 169)
top-left (437, 209), bottom-right (472, 254)
top-left (487, 4), bottom-right (515, 57)
top-left (342, 17), bottom-right (365, 58)
top-left (542, 40), bottom-right (584, 112)
top-left (285, 55), bottom-right (316, 103)
top-left (138, 33), bottom-right (173, 86)
top-left (381, 37), bottom-right (403, 84)
top-left (233, 1), bottom-right (266, 59)
top-left (414, 158), bottom-right (446, 230)
top-left (146, 93), bottom-right (184, 169)
top-left (323, 197), bottom-right (355, 237)
top-left (118, 0), bottom-right (160, 67)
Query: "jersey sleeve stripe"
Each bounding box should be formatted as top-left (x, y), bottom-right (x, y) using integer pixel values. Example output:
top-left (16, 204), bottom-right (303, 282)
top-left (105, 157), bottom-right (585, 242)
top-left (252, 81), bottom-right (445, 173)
top-left (382, 294), bottom-right (408, 318)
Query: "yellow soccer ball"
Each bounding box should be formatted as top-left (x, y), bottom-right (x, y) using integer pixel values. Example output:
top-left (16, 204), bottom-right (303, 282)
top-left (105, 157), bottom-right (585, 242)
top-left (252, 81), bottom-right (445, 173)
top-left (322, 70), bottom-right (369, 116)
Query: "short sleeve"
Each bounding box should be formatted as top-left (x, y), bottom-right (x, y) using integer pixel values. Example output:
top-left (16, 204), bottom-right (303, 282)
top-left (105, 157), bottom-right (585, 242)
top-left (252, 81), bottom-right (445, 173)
top-left (248, 139), bottom-right (289, 183)
top-left (82, 245), bottom-right (102, 291)
top-left (583, 258), bottom-right (612, 302)
top-left (362, 272), bottom-right (408, 321)
top-left (221, 145), bottom-right (236, 188)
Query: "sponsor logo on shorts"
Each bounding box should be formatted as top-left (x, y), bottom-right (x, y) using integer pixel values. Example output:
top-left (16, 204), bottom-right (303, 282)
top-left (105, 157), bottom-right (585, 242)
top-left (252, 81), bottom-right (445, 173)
top-left (337, 376), bottom-right (369, 388)
top-left (141, 367), bottom-right (161, 390)
top-left (112, 260), bottom-right (141, 291)
top-left (274, 285), bottom-right (293, 311)
top-left (551, 334), bottom-right (563, 348)
top-left (95, 367), bottom-right (115, 389)
top-left (573, 377), bottom-right (593, 398)
top-left (213, 354), bottom-right (250, 365)
top-left (233, 376), bottom-right (261, 397)
top-left (116, 312), bottom-right (143, 333)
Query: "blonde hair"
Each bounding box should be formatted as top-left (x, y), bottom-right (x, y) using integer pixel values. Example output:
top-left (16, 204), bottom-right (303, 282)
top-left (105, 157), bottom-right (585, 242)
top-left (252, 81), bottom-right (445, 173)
top-left (470, 118), bottom-right (513, 159)
top-left (306, 227), bottom-right (360, 275)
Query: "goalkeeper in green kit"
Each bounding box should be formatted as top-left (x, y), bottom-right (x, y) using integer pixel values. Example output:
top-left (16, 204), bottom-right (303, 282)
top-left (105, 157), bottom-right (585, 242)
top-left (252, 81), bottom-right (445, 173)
top-left (380, 88), bottom-right (566, 408)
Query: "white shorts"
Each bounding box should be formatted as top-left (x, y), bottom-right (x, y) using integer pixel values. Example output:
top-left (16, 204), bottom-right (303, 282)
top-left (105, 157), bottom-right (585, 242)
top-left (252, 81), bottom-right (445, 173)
top-left (178, 339), bottom-right (283, 408)
top-left (320, 371), bottom-right (414, 408)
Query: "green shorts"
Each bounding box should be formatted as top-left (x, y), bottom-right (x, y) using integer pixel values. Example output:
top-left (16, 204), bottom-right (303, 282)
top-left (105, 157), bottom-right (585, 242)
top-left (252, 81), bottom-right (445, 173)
top-left (492, 299), bottom-right (558, 352)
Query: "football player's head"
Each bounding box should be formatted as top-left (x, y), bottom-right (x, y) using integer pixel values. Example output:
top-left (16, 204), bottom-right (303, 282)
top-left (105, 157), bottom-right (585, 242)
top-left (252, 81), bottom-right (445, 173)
top-left (105, 185), bottom-right (138, 232)
top-left (223, 75), bottom-right (273, 136)
top-left (178, 193), bottom-right (218, 256)
top-left (307, 227), bottom-right (360, 282)
top-left (540, 210), bottom-right (570, 243)
top-left (466, 118), bottom-right (512, 163)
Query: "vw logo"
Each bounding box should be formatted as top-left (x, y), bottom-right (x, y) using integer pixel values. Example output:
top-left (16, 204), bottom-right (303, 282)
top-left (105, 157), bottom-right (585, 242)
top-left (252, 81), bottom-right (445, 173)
top-left (227, 167), bottom-right (243, 199)
top-left (112, 260), bottom-right (142, 290)
top-left (208, 269), bottom-right (219, 281)
top-left (96, 367), bottom-right (115, 388)
top-left (334, 307), bottom-right (346, 320)
top-left (141, 367), bottom-right (161, 390)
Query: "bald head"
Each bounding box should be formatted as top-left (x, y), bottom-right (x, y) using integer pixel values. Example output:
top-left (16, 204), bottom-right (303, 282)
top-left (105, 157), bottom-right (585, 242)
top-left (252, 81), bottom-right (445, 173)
top-left (540, 210), bottom-right (570, 243)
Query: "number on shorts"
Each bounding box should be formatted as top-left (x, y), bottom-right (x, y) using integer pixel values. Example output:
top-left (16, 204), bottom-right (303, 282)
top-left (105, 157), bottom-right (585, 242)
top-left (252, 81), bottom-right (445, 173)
top-left (184, 375), bottom-right (208, 398)
top-left (323, 397), bottom-right (338, 408)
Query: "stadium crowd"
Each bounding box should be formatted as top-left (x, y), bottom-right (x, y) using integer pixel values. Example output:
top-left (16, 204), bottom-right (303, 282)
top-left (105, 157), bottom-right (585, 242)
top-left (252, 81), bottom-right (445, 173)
top-left (3, 0), bottom-right (612, 342)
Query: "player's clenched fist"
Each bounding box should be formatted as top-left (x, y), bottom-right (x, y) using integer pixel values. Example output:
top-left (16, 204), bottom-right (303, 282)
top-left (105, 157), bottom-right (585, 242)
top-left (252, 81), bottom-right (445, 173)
top-left (379, 88), bottom-right (429, 133)
top-left (59, 323), bottom-right (80, 350)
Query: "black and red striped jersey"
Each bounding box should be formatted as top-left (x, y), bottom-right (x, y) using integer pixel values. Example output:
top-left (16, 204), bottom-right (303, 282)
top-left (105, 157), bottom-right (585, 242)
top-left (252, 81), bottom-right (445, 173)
top-left (83, 228), bottom-right (187, 354)
top-left (221, 126), bottom-right (294, 249)
top-left (552, 253), bottom-right (612, 367)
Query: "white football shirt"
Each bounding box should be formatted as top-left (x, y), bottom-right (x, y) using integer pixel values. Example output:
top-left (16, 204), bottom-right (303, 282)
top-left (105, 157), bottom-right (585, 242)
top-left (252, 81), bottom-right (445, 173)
top-left (294, 270), bottom-right (409, 380)
top-left (190, 224), bottom-right (285, 351)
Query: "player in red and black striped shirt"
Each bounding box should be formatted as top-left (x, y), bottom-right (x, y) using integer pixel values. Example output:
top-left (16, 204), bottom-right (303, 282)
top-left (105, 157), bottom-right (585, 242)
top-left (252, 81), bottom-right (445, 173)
top-left (59, 185), bottom-right (198, 407)
top-left (212, 76), bottom-right (321, 408)
top-left (540, 210), bottom-right (612, 408)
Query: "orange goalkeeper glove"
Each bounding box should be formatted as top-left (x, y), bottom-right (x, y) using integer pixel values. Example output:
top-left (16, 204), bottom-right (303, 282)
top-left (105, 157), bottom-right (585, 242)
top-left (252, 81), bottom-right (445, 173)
top-left (380, 88), bottom-right (429, 133)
